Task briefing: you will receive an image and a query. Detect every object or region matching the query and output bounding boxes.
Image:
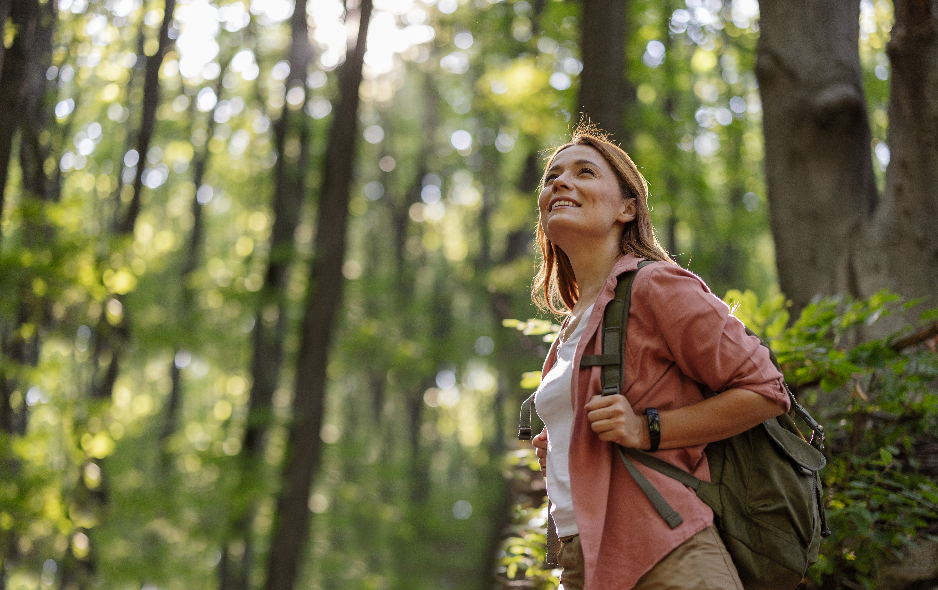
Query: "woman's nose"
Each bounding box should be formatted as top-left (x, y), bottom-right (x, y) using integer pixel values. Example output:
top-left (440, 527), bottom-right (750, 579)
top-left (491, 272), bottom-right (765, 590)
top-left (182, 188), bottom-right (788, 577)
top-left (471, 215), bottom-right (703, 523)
top-left (553, 171), bottom-right (572, 189)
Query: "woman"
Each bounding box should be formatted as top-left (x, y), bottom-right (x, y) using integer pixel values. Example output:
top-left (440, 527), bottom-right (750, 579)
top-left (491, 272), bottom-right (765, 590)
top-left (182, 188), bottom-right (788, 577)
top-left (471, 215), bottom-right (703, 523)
top-left (530, 127), bottom-right (790, 590)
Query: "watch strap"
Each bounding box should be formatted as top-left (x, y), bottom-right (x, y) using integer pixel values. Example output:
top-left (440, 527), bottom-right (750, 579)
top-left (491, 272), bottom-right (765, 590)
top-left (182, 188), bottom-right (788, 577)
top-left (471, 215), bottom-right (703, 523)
top-left (645, 407), bottom-right (661, 452)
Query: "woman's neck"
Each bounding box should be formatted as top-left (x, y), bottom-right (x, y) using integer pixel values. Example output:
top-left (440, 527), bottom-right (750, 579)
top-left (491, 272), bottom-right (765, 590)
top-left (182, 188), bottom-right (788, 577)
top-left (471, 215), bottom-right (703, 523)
top-left (565, 239), bottom-right (623, 316)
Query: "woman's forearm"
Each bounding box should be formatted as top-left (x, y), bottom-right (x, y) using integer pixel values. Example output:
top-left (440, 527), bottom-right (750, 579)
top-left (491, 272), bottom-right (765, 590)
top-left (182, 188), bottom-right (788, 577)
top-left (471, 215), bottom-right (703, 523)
top-left (586, 389), bottom-right (786, 450)
top-left (654, 388), bottom-right (785, 450)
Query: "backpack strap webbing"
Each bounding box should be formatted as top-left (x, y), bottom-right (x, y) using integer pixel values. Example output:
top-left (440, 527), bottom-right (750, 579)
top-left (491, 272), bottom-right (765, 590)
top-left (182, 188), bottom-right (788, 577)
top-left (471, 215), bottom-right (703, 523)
top-left (518, 391), bottom-right (536, 441)
top-left (518, 391), bottom-right (559, 564)
top-left (579, 261), bottom-right (687, 529)
top-left (579, 261), bottom-right (654, 396)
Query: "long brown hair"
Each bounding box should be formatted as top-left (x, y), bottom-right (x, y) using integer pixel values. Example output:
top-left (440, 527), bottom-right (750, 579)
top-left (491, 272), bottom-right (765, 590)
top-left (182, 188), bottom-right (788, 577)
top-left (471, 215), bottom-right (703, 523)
top-left (532, 125), bottom-right (675, 315)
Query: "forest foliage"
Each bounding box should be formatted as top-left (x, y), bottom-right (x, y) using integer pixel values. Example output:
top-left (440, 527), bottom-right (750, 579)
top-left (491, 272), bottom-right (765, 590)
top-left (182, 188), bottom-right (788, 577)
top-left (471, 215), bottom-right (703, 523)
top-left (1, 0), bottom-right (933, 589)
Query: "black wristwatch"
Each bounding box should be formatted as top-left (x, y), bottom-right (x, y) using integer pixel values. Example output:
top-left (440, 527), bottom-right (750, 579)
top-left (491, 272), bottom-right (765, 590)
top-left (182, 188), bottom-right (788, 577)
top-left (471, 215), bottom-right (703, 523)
top-left (645, 408), bottom-right (661, 452)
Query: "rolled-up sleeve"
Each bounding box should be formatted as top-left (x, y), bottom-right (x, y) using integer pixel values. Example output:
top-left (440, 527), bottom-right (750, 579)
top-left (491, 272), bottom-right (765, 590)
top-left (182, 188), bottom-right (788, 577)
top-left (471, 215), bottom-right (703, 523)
top-left (635, 264), bottom-right (790, 410)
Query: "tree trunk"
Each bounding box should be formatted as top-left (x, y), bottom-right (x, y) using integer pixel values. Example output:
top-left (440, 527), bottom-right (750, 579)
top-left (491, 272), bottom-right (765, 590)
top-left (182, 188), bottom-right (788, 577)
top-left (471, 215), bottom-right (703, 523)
top-left (757, 0), bottom-right (938, 324)
top-left (0, 0), bottom-right (10, 79)
top-left (0, 0), bottom-right (56, 443)
top-left (263, 1), bottom-right (373, 589)
top-left (115, 0), bottom-right (177, 235)
top-left (242, 0), bottom-right (311, 470)
top-left (92, 0), bottom-right (177, 406)
top-left (853, 0), bottom-right (938, 320)
top-left (0, 1), bottom-right (56, 585)
top-left (578, 0), bottom-right (630, 144)
top-left (227, 1), bottom-right (310, 586)
top-left (160, 66), bottom-right (228, 472)
top-left (0, 0), bottom-right (49, 238)
top-left (757, 0), bottom-right (875, 315)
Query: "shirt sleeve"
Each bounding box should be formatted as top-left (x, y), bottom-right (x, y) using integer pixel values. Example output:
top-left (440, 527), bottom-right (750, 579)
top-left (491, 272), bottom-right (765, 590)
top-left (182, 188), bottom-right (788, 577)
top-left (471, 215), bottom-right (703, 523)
top-left (635, 263), bottom-right (791, 410)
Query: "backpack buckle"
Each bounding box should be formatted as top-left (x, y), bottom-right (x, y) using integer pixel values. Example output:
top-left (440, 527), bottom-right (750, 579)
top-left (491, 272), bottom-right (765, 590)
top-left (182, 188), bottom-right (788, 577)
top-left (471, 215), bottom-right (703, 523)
top-left (808, 425), bottom-right (825, 451)
top-left (793, 402), bottom-right (826, 450)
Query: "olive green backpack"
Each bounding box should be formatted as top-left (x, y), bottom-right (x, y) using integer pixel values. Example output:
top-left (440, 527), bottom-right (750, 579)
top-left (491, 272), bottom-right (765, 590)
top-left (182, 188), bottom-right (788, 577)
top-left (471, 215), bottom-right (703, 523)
top-left (518, 263), bottom-right (830, 589)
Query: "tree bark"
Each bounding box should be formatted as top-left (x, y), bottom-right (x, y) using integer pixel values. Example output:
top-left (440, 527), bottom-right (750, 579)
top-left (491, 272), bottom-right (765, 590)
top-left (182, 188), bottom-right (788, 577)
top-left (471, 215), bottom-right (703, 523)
top-left (853, 0), bottom-right (938, 319)
top-left (757, 0), bottom-right (938, 324)
top-left (263, 1), bottom-right (373, 588)
top-left (0, 0), bottom-right (55, 434)
top-left (578, 0), bottom-right (630, 144)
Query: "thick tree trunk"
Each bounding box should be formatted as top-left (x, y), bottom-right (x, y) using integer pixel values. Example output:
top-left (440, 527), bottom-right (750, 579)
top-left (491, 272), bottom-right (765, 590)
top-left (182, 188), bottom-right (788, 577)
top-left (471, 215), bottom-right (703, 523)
top-left (853, 0), bottom-right (938, 318)
top-left (756, 0), bottom-right (878, 316)
top-left (0, 0), bottom-right (55, 434)
top-left (578, 0), bottom-right (630, 144)
top-left (758, 0), bottom-right (938, 325)
top-left (263, 1), bottom-right (373, 589)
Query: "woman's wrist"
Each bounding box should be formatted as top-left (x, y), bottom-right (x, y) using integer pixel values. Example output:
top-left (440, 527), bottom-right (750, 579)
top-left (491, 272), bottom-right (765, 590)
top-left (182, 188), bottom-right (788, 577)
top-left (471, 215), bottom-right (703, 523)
top-left (640, 415), bottom-right (652, 450)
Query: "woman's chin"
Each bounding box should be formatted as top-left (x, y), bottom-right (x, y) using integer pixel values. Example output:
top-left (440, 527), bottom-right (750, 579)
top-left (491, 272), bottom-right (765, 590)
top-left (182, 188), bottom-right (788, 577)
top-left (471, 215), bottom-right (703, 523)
top-left (546, 221), bottom-right (601, 247)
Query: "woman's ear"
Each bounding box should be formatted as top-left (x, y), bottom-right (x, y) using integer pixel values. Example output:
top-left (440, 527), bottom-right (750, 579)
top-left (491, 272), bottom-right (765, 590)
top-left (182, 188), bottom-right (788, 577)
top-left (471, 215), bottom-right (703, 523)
top-left (618, 198), bottom-right (637, 224)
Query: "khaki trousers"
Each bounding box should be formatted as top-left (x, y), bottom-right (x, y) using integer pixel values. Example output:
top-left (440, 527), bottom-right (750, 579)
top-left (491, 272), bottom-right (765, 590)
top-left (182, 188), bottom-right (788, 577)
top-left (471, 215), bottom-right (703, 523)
top-left (558, 526), bottom-right (743, 590)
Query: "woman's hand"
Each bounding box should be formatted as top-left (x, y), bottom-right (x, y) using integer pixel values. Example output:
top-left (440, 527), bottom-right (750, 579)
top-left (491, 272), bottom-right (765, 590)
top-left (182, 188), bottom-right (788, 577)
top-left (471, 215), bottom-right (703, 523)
top-left (532, 428), bottom-right (548, 476)
top-left (585, 394), bottom-right (649, 449)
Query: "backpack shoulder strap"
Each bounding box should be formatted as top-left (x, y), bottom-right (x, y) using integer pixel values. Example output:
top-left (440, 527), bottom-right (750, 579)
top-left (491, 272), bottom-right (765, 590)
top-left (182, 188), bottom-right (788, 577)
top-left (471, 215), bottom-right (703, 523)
top-left (581, 260), bottom-right (689, 529)
top-left (517, 259), bottom-right (653, 440)
top-left (579, 260), bottom-right (655, 394)
top-left (518, 391), bottom-right (536, 441)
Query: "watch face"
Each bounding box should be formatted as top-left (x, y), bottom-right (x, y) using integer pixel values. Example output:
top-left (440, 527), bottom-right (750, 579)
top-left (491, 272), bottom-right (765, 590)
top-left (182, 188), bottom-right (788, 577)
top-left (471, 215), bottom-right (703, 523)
top-left (646, 408), bottom-right (661, 450)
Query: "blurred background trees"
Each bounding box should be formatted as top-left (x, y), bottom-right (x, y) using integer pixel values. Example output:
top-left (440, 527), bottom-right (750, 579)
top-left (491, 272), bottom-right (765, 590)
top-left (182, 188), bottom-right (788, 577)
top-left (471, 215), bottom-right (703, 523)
top-left (0, 0), bottom-right (935, 589)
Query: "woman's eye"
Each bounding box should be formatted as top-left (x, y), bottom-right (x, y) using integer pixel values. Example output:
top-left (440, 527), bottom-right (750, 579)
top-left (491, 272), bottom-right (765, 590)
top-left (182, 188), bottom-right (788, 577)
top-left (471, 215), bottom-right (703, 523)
top-left (545, 174), bottom-right (557, 182)
top-left (580, 167), bottom-right (595, 176)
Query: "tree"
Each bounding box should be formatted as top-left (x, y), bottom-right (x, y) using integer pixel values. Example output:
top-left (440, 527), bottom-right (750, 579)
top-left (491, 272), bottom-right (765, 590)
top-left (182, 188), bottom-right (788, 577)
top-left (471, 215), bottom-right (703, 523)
top-left (0, 0), bottom-right (57, 584)
top-left (263, 1), bottom-right (374, 588)
top-left (757, 0), bottom-right (938, 324)
top-left (225, 1), bottom-right (311, 586)
top-left (577, 0), bottom-right (630, 144)
top-left (114, 0), bottom-right (177, 235)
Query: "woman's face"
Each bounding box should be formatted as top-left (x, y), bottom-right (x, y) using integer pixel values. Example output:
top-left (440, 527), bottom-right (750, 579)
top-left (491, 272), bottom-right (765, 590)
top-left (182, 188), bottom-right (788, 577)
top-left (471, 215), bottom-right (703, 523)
top-left (538, 145), bottom-right (635, 246)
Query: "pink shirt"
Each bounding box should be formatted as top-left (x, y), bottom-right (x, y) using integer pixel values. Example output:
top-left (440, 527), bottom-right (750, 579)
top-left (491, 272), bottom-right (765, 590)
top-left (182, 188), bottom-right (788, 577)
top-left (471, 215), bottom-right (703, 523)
top-left (543, 255), bottom-right (790, 590)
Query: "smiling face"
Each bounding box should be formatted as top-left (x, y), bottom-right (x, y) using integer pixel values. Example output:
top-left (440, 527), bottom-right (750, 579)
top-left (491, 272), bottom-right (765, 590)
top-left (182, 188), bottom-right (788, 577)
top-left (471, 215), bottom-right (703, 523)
top-left (537, 145), bottom-right (636, 249)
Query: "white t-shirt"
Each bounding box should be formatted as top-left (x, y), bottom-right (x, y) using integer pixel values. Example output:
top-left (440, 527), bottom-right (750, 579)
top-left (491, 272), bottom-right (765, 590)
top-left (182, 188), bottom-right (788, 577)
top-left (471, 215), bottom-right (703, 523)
top-left (535, 305), bottom-right (593, 538)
